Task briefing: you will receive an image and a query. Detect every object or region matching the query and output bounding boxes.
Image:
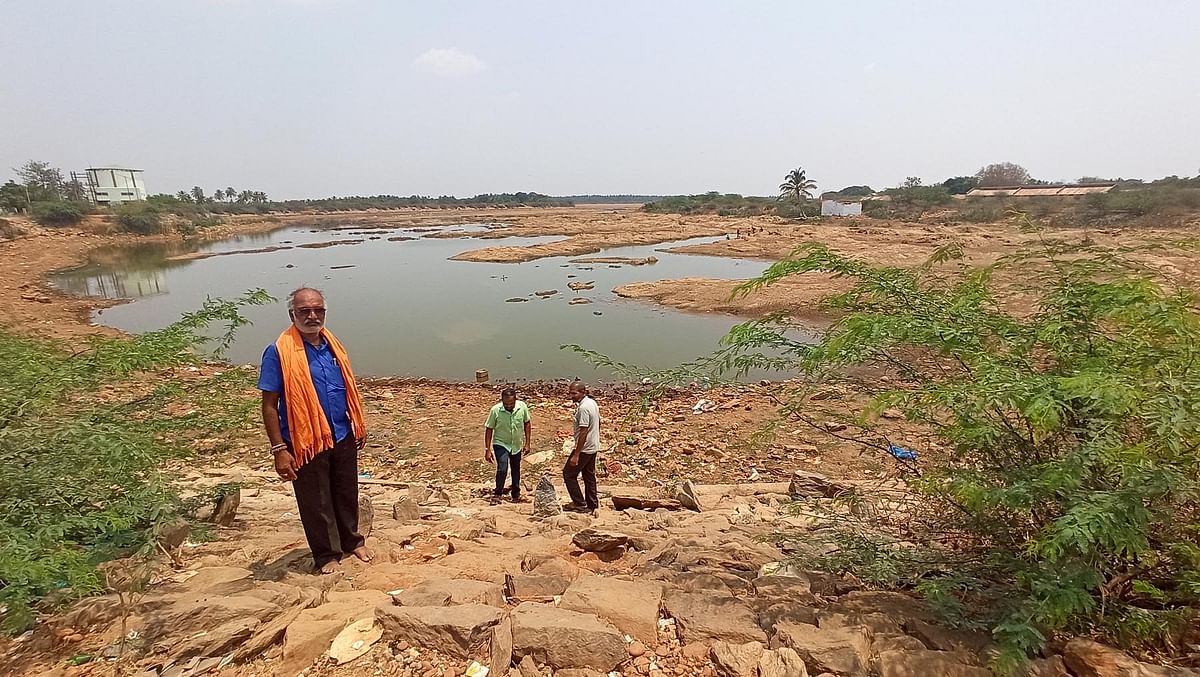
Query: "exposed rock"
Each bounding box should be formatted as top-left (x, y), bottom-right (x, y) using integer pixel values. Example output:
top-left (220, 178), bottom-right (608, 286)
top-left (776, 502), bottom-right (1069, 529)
top-left (772, 622), bottom-right (871, 676)
top-left (711, 640), bottom-right (766, 677)
top-left (505, 572), bottom-right (572, 601)
top-left (510, 602), bottom-right (627, 672)
top-left (233, 588), bottom-right (321, 662)
top-left (759, 647), bottom-right (810, 677)
top-left (818, 611), bottom-right (902, 637)
top-left (490, 613), bottom-right (514, 676)
top-left (835, 591), bottom-right (932, 622)
top-left (156, 518), bottom-right (191, 551)
top-left (281, 616), bottom-right (344, 675)
top-left (568, 281), bottom-right (595, 291)
top-left (170, 617), bottom-right (259, 660)
top-left (209, 488), bottom-right (241, 527)
top-left (756, 603), bottom-right (820, 632)
top-left (1024, 656), bottom-right (1070, 677)
top-left (141, 594), bottom-right (280, 641)
top-left (904, 618), bottom-right (992, 655)
top-left (411, 484), bottom-right (451, 507)
top-left (392, 496), bottom-right (421, 522)
top-left (569, 298), bottom-right (592, 305)
top-left (876, 649), bottom-right (990, 677)
top-left (559, 576), bottom-right (664, 646)
top-left (374, 603), bottom-right (504, 658)
top-left (572, 528), bottom-right (629, 552)
top-left (391, 578), bottom-right (506, 608)
top-left (870, 633), bottom-right (927, 654)
top-left (358, 493), bottom-right (375, 538)
top-left (534, 289), bottom-right (559, 297)
top-left (788, 471), bottom-right (851, 499)
top-left (518, 654), bottom-right (542, 677)
top-left (611, 494), bottom-right (684, 511)
top-left (676, 480), bottom-right (704, 512)
top-left (663, 591), bottom-right (768, 644)
top-left (506, 297), bottom-right (530, 303)
top-left (1062, 638), bottom-right (1199, 677)
top-left (533, 476), bottom-right (562, 516)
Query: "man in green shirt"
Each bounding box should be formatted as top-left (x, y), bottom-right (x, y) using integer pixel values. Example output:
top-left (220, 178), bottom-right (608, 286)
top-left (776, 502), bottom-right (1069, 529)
top-left (484, 387), bottom-right (532, 502)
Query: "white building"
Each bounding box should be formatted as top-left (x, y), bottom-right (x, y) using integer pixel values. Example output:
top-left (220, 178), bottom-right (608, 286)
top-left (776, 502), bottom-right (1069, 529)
top-left (85, 167), bottom-right (147, 205)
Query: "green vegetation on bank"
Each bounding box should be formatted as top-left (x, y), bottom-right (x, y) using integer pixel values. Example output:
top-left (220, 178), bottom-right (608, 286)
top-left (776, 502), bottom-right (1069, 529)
top-left (0, 292), bottom-right (270, 632)
top-left (734, 233), bottom-right (1200, 672)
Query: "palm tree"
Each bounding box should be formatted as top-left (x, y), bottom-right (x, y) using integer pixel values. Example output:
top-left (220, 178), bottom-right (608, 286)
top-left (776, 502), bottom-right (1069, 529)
top-left (225, 187), bottom-right (236, 202)
top-left (779, 167), bottom-right (818, 202)
top-left (213, 189), bottom-right (225, 202)
top-left (190, 186), bottom-right (206, 204)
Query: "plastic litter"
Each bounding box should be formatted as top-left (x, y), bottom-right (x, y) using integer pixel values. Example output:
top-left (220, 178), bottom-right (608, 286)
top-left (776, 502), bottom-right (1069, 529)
top-left (888, 445), bottom-right (918, 461)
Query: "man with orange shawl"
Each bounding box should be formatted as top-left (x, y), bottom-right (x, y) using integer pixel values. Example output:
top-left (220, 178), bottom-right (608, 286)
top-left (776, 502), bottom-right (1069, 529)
top-left (258, 287), bottom-right (370, 574)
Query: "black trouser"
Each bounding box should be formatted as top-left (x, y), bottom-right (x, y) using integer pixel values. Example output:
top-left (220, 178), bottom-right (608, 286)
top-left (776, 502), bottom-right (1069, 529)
top-left (563, 453), bottom-right (598, 510)
top-left (494, 445), bottom-right (522, 499)
top-left (291, 435), bottom-right (363, 568)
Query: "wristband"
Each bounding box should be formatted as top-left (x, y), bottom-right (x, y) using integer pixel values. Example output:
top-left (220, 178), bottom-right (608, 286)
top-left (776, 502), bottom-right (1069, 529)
top-left (271, 443), bottom-right (288, 453)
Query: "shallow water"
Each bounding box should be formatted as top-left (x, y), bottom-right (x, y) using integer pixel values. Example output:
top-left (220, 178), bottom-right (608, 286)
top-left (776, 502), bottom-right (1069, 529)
top-left (52, 223), bottom-right (800, 381)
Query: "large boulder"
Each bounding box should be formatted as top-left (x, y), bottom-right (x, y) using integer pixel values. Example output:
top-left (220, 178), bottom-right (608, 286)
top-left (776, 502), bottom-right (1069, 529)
top-left (572, 528), bottom-right (629, 552)
top-left (559, 576), bottom-right (664, 646)
top-left (772, 622), bottom-right (871, 676)
top-left (876, 650), bottom-right (991, 677)
top-left (1061, 638), bottom-right (1199, 677)
top-left (374, 603), bottom-right (504, 658)
top-left (511, 602), bottom-right (627, 672)
top-left (758, 647), bottom-right (810, 677)
top-left (390, 578), bottom-right (506, 608)
top-left (140, 593), bottom-right (281, 641)
top-left (711, 640), bottom-right (765, 677)
top-left (663, 591), bottom-right (768, 644)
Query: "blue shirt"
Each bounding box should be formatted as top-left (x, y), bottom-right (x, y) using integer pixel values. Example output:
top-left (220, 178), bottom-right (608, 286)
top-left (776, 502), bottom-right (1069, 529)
top-left (257, 338), bottom-right (352, 445)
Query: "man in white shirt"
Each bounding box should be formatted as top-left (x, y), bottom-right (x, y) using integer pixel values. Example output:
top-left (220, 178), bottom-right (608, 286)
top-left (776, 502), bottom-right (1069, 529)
top-left (563, 381), bottom-right (601, 513)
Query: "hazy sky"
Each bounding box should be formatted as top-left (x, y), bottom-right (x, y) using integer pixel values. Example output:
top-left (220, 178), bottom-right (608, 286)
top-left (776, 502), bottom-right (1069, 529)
top-left (3, 1), bottom-right (1198, 198)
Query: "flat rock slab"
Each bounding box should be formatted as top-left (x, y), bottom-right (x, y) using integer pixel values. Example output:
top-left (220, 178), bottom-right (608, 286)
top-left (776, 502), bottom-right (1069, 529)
top-left (611, 494), bottom-right (684, 511)
top-left (391, 578), bottom-right (506, 608)
top-left (506, 572), bottom-right (572, 601)
top-left (559, 576), bottom-right (664, 646)
top-left (511, 602), bottom-right (627, 672)
top-left (375, 603), bottom-right (503, 658)
top-left (663, 591), bottom-right (767, 645)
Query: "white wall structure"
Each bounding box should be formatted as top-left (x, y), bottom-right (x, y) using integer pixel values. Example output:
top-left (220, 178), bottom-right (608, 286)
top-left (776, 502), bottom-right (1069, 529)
top-left (85, 167), bottom-right (147, 205)
top-left (821, 199), bottom-right (863, 217)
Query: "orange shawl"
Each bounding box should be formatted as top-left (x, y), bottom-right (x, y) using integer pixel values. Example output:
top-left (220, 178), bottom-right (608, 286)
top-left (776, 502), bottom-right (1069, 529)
top-left (275, 325), bottom-right (367, 468)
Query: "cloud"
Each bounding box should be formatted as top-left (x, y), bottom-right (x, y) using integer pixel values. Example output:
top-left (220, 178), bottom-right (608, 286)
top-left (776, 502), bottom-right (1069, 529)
top-left (413, 48), bottom-right (487, 77)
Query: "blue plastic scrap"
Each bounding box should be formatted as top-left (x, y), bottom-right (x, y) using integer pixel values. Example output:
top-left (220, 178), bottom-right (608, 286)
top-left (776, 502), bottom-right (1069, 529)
top-left (888, 445), bottom-right (918, 461)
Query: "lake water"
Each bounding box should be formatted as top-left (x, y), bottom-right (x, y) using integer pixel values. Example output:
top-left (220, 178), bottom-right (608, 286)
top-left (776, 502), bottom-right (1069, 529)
top-left (52, 222), bottom-right (792, 381)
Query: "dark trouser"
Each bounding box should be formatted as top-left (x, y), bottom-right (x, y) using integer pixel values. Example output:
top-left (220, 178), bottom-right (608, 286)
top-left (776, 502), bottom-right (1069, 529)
top-left (291, 435), bottom-right (364, 568)
top-left (563, 452), bottom-right (598, 510)
top-left (494, 445), bottom-right (522, 499)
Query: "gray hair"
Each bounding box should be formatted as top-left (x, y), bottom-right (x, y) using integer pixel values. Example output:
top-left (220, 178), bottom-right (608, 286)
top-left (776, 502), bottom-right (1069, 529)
top-left (287, 287), bottom-right (326, 311)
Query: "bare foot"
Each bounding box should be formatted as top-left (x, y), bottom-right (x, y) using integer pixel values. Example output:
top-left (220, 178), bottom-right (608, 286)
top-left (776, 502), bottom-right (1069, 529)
top-left (318, 560), bottom-right (340, 575)
top-left (352, 546), bottom-right (373, 563)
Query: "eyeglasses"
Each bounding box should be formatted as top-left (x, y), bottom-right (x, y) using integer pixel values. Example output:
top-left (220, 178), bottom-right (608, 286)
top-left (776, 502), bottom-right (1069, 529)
top-left (293, 307), bottom-right (327, 316)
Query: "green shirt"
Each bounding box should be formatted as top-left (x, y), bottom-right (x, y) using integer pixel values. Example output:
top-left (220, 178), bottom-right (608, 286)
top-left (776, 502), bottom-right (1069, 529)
top-left (485, 401), bottom-right (531, 453)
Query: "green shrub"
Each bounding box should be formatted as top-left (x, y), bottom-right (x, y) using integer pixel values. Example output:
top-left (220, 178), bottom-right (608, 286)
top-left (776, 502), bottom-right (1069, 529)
top-left (713, 235), bottom-right (1200, 672)
top-left (31, 200), bottom-right (87, 227)
top-left (0, 291), bottom-right (270, 632)
top-left (114, 202), bottom-right (163, 235)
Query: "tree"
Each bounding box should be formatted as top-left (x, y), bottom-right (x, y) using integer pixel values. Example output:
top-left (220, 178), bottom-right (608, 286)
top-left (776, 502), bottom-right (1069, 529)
top-left (225, 186), bottom-right (236, 202)
top-left (190, 186), bottom-right (206, 204)
top-left (213, 189), bottom-right (225, 202)
top-left (0, 181), bottom-right (29, 212)
top-left (941, 176), bottom-right (979, 195)
top-left (976, 162), bottom-right (1032, 187)
top-left (1077, 176), bottom-right (1113, 184)
top-left (903, 176), bottom-right (923, 188)
top-left (13, 160), bottom-right (66, 201)
top-left (779, 167), bottom-right (818, 202)
top-left (175, 191), bottom-right (194, 203)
